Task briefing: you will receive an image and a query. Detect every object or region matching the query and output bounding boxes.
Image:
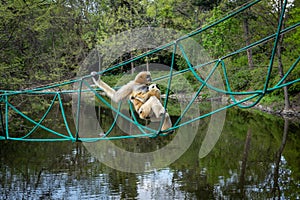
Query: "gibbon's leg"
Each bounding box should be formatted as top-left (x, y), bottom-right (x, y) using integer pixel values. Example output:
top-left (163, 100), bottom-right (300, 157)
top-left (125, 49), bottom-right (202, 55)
top-left (138, 96), bottom-right (165, 119)
top-left (130, 92), bottom-right (145, 112)
top-left (161, 113), bottom-right (172, 131)
top-left (151, 103), bottom-right (166, 118)
top-left (138, 97), bottom-right (172, 131)
top-left (138, 96), bottom-right (172, 131)
top-left (138, 100), bottom-right (152, 119)
top-left (149, 96), bottom-right (166, 118)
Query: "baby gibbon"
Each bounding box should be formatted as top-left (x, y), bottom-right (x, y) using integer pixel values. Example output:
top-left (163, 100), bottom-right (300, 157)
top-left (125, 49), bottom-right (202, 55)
top-left (130, 83), bottom-right (161, 113)
top-left (130, 83), bottom-right (172, 131)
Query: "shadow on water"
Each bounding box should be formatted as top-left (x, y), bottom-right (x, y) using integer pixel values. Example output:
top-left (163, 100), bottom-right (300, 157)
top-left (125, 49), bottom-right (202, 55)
top-left (0, 106), bottom-right (299, 199)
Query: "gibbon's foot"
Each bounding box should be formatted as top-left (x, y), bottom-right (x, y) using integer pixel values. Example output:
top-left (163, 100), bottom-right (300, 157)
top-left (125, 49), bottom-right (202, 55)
top-left (91, 71), bottom-right (97, 76)
top-left (159, 110), bottom-right (167, 118)
top-left (160, 129), bottom-right (175, 135)
top-left (98, 132), bottom-right (106, 137)
top-left (91, 71), bottom-right (101, 80)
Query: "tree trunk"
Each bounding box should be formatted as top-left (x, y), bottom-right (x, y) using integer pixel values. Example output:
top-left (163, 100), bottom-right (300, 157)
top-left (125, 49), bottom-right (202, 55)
top-left (276, 0), bottom-right (291, 112)
top-left (277, 35), bottom-right (291, 111)
top-left (243, 17), bottom-right (254, 69)
top-left (131, 52), bottom-right (134, 74)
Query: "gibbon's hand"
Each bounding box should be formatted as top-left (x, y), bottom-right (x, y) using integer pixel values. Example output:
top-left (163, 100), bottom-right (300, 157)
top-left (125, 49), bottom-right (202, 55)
top-left (91, 71), bottom-right (98, 76)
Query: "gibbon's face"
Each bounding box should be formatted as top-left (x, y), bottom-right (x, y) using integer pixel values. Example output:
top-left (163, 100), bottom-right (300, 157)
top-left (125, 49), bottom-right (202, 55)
top-left (148, 83), bottom-right (160, 91)
top-left (135, 71), bottom-right (152, 84)
top-left (138, 108), bottom-right (150, 119)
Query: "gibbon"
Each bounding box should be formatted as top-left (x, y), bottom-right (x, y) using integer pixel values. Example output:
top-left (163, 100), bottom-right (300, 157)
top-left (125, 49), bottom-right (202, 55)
top-left (131, 83), bottom-right (172, 131)
top-left (91, 72), bottom-right (172, 131)
top-left (91, 71), bottom-right (152, 103)
top-left (130, 83), bottom-right (161, 113)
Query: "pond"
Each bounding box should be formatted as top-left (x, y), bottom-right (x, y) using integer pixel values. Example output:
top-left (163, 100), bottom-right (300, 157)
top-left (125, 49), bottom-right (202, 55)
top-left (0, 106), bottom-right (299, 199)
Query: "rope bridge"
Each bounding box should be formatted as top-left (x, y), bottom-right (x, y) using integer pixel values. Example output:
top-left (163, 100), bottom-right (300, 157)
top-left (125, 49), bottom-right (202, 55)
top-left (0, 0), bottom-right (299, 142)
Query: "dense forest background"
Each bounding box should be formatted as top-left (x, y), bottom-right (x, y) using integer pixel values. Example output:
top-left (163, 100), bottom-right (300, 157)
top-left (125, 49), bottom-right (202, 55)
top-left (0, 0), bottom-right (299, 110)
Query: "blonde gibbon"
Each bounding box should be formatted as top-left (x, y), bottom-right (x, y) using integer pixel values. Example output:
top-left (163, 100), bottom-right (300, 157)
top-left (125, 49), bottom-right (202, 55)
top-left (91, 71), bottom-right (152, 103)
top-left (130, 83), bottom-right (161, 113)
top-left (130, 83), bottom-right (172, 131)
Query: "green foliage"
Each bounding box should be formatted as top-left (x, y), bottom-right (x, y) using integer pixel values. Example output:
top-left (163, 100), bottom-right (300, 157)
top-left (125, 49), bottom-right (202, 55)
top-left (260, 93), bottom-right (285, 110)
top-left (101, 74), bottom-right (126, 87)
top-left (285, 2), bottom-right (300, 60)
top-left (145, 0), bottom-right (196, 30)
top-left (230, 69), bottom-right (251, 90)
top-left (200, 3), bottom-right (242, 58)
top-left (0, 0), bottom-right (298, 109)
top-left (289, 82), bottom-right (300, 95)
top-left (0, 0), bottom-right (88, 89)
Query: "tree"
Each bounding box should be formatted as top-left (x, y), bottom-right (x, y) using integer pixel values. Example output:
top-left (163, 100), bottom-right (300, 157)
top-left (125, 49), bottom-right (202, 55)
top-left (224, 0), bottom-right (257, 69)
top-left (274, 0), bottom-right (294, 111)
top-left (200, 3), bottom-right (243, 58)
top-left (0, 0), bottom-right (91, 89)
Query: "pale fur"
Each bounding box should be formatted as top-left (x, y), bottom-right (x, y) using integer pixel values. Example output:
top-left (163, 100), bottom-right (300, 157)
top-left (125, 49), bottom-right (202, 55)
top-left (130, 83), bottom-right (161, 112)
top-left (138, 97), bottom-right (172, 131)
top-left (91, 71), bottom-right (151, 103)
top-left (134, 84), bottom-right (172, 131)
top-left (91, 72), bottom-right (171, 131)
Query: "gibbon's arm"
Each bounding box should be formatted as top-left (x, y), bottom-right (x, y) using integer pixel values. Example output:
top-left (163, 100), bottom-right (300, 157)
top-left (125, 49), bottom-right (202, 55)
top-left (131, 83), bottom-right (161, 103)
top-left (113, 80), bottom-right (138, 102)
top-left (91, 75), bottom-right (116, 99)
top-left (91, 71), bottom-right (152, 103)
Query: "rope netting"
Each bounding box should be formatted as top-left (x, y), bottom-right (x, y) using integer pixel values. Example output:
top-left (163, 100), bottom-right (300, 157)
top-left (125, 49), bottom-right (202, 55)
top-left (0, 0), bottom-right (299, 142)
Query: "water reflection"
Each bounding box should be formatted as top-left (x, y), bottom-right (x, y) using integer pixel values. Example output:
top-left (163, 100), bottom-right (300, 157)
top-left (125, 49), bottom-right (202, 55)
top-left (0, 108), bottom-right (299, 199)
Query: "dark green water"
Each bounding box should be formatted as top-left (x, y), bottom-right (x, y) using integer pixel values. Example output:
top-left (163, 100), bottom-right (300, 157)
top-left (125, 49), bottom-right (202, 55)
top-left (0, 108), bottom-right (299, 199)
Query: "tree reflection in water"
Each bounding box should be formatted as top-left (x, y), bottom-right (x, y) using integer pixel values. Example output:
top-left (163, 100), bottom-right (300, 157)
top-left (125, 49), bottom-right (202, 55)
top-left (0, 109), bottom-right (299, 199)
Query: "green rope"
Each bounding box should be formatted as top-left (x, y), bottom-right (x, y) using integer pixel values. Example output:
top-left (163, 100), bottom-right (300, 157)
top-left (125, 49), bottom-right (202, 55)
top-left (276, 56), bottom-right (300, 87)
top-left (155, 42), bottom-right (177, 136)
top-left (21, 94), bottom-right (59, 139)
top-left (57, 93), bottom-right (74, 139)
top-left (171, 93), bottom-right (261, 131)
top-left (84, 80), bottom-right (157, 134)
top-left (75, 79), bottom-right (84, 141)
top-left (263, 0), bottom-right (287, 94)
top-left (5, 94), bottom-right (9, 140)
top-left (128, 100), bottom-right (155, 136)
top-left (7, 101), bottom-right (71, 140)
top-left (174, 57), bottom-right (221, 127)
top-left (102, 101), bottom-right (127, 137)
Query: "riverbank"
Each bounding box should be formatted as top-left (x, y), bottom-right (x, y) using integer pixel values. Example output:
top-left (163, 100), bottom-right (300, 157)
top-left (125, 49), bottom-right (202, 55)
top-left (227, 94), bottom-right (300, 119)
top-left (165, 93), bottom-right (300, 119)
